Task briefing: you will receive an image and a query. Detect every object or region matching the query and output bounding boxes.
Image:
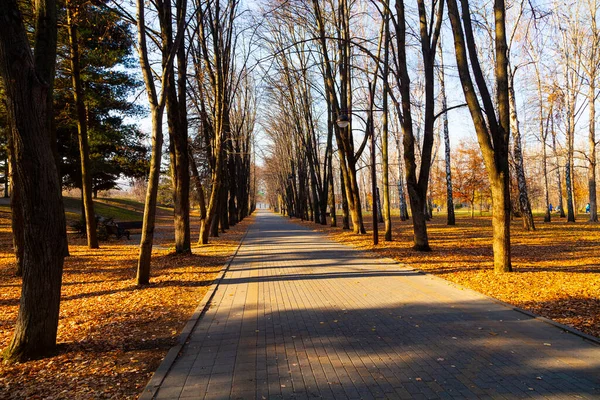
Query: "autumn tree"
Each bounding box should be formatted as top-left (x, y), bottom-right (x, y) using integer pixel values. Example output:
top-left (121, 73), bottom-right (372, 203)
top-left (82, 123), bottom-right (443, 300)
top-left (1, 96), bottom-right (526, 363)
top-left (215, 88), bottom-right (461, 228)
top-left (391, 0), bottom-right (444, 250)
top-left (135, 0), bottom-right (185, 284)
top-left (66, 0), bottom-right (98, 248)
top-left (438, 41), bottom-right (455, 225)
top-left (453, 142), bottom-right (489, 217)
top-left (311, 0), bottom-right (367, 234)
top-left (191, 0), bottom-right (241, 244)
top-left (446, 0), bottom-right (513, 272)
top-left (166, 0), bottom-right (191, 254)
top-left (0, 0), bottom-right (69, 360)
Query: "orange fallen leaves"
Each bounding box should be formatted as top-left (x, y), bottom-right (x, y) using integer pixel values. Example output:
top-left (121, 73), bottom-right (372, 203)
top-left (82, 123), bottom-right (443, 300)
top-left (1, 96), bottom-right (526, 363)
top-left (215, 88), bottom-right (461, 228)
top-left (298, 213), bottom-right (600, 339)
top-left (0, 212), bottom-right (252, 399)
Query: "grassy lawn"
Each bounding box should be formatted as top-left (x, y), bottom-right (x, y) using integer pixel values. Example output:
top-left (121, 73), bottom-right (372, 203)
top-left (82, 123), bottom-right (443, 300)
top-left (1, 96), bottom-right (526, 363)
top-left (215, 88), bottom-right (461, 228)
top-left (62, 196), bottom-right (146, 222)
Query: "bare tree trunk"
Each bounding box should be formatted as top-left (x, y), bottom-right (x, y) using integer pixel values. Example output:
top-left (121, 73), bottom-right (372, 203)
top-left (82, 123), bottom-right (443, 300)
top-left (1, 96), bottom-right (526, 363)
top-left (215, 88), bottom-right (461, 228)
top-left (137, 109), bottom-right (163, 284)
top-left (589, 81), bottom-right (597, 222)
top-left (135, 0), bottom-right (182, 283)
top-left (1, 0), bottom-right (68, 361)
top-left (382, 5), bottom-right (392, 240)
top-left (551, 118), bottom-right (565, 218)
top-left (3, 154), bottom-right (8, 198)
top-left (446, 0), bottom-right (512, 272)
top-left (543, 135), bottom-right (551, 222)
top-left (566, 159), bottom-right (575, 221)
top-left (166, 0), bottom-right (191, 254)
top-left (7, 132), bottom-right (23, 276)
top-left (67, 1), bottom-right (98, 249)
top-left (312, 0), bottom-right (364, 234)
top-left (396, 137), bottom-right (409, 220)
top-left (189, 148), bottom-right (206, 223)
top-left (438, 44), bottom-right (455, 226)
top-left (200, 147), bottom-right (223, 242)
top-left (329, 161), bottom-right (336, 227)
top-left (394, 0), bottom-right (444, 251)
top-left (566, 106), bottom-right (576, 222)
top-left (508, 69), bottom-right (535, 230)
top-left (340, 167), bottom-right (350, 229)
top-left (537, 70), bottom-right (551, 223)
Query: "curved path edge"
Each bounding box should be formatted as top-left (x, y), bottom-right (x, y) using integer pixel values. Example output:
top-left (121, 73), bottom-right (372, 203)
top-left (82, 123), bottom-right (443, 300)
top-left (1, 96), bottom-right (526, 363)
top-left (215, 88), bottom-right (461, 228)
top-left (139, 223), bottom-right (252, 400)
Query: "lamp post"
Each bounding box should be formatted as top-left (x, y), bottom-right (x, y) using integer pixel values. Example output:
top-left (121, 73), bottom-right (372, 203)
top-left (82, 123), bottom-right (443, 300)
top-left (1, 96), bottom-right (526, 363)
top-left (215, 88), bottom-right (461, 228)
top-left (337, 110), bottom-right (378, 245)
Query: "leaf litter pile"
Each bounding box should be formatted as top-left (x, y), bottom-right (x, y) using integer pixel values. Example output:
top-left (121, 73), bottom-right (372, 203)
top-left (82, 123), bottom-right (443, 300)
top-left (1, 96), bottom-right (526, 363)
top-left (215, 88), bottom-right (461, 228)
top-left (298, 214), bottom-right (600, 339)
top-left (0, 208), bottom-right (252, 399)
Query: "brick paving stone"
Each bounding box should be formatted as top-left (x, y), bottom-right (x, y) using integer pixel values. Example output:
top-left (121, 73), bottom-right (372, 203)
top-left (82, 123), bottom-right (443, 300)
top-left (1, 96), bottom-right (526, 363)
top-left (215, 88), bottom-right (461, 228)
top-left (149, 211), bottom-right (600, 399)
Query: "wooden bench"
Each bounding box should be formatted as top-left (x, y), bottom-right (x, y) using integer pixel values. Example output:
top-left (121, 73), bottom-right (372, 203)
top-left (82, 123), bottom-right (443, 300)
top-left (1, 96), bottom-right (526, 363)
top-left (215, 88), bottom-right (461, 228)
top-left (105, 221), bottom-right (143, 240)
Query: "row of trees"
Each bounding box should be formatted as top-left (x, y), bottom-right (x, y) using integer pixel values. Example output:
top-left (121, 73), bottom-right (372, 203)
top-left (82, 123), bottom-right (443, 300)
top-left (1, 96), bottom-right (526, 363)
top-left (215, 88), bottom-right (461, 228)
top-left (262, 0), bottom-right (600, 274)
top-left (0, 0), bottom-right (256, 361)
top-left (261, 0), bottom-right (512, 270)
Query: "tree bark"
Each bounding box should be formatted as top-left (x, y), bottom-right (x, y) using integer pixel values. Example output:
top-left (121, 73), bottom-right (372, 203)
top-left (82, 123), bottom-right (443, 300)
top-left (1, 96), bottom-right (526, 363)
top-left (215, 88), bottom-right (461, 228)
top-left (508, 69), bottom-right (535, 230)
top-left (7, 130), bottom-right (23, 276)
top-left (67, 1), bottom-right (98, 249)
top-left (137, 108), bottom-right (163, 284)
top-left (166, 0), bottom-right (191, 254)
top-left (189, 147), bottom-right (207, 223)
top-left (1, 0), bottom-right (68, 361)
top-left (566, 103), bottom-right (576, 222)
top-left (446, 0), bottom-right (512, 272)
top-left (394, 0), bottom-right (443, 251)
top-left (340, 166), bottom-right (350, 229)
top-left (438, 43), bottom-right (455, 226)
top-left (3, 153), bottom-right (8, 198)
top-left (135, 0), bottom-right (183, 283)
top-left (396, 137), bottom-right (409, 221)
top-left (382, 5), bottom-right (392, 241)
top-left (589, 81), bottom-right (597, 222)
top-left (551, 118), bottom-right (565, 218)
top-left (329, 160), bottom-right (336, 227)
top-left (312, 0), bottom-right (365, 234)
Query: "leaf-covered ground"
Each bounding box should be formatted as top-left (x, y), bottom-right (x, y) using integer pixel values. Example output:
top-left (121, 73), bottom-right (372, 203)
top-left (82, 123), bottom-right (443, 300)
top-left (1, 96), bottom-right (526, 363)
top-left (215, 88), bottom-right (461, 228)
top-left (297, 213), bottom-right (600, 339)
top-left (0, 201), bottom-right (252, 399)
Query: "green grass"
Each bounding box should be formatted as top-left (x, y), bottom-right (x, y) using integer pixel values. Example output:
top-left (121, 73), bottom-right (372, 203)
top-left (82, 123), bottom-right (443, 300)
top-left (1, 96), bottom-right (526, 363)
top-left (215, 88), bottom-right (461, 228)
top-left (63, 196), bottom-right (145, 222)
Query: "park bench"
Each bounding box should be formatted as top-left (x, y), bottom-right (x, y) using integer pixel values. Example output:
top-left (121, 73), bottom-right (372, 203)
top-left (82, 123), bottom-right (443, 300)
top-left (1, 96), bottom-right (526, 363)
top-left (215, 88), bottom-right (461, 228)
top-left (105, 220), bottom-right (143, 240)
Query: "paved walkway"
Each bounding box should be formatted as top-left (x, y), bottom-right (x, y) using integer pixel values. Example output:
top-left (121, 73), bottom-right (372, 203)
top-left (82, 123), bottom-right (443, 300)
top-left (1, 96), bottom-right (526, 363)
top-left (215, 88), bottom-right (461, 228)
top-left (149, 211), bottom-right (600, 399)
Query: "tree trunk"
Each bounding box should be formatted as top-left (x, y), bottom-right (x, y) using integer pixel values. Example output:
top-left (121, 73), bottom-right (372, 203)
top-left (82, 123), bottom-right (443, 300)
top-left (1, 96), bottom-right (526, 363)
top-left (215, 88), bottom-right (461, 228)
top-left (491, 171), bottom-right (512, 272)
top-left (340, 167), bottom-right (350, 229)
top-left (8, 132), bottom-right (23, 276)
top-left (539, 74), bottom-right (551, 223)
top-left (329, 161), bottom-right (336, 227)
top-left (566, 86), bottom-right (576, 222)
top-left (446, 0), bottom-right (512, 272)
top-left (137, 108), bottom-right (163, 284)
top-left (508, 69), bottom-right (535, 230)
top-left (67, 2), bottom-right (98, 249)
top-left (566, 159), bottom-right (575, 221)
top-left (543, 131), bottom-right (551, 222)
top-left (551, 119), bottom-right (565, 218)
top-left (382, 6), bottom-right (392, 241)
top-left (165, 0), bottom-right (190, 254)
top-left (312, 0), bottom-right (364, 234)
top-left (200, 145), bottom-right (223, 243)
top-left (394, 0), bottom-right (443, 251)
top-left (396, 138), bottom-right (409, 220)
top-left (540, 115), bottom-right (552, 222)
top-left (438, 44), bottom-right (455, 226)
top-left (589, 81), bottom-right (597, 222)
top-left (1, 0), bottom-right (68, 361)
top-left (3, 154), bottom-right (8, 198)
top-left (189, 148), bottom-right (207, 222)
